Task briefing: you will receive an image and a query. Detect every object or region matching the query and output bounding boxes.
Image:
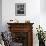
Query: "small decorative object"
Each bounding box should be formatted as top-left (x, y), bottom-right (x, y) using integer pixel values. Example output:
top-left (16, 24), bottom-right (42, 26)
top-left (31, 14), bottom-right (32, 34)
top-left (10, 20), bottom-right (13, 21)
top-left (9, 19), bottom-right (19, 23)
top-left (36, 25), bottom-right (45, 46)
top-left (25, 20), bottom-right (30, 23)
top-left (14, 19), bottom-right (19, 23)
top-left (15, 3), bottom-right (26, 16)
top-left (9, 19), bottom-right (14, 23)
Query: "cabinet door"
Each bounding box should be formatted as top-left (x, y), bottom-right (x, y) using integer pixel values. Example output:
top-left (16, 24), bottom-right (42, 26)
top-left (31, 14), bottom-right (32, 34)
top-left (11, 32), bottom-right (28, 46)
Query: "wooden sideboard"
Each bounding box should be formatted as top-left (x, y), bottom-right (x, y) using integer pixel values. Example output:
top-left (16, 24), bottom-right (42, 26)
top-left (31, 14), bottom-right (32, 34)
top-left (7, 23), bottom-right (34, 46)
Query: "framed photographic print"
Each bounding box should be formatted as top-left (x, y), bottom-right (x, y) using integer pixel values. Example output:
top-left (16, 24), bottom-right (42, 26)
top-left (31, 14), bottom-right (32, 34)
top-left (15, 3), bottom-right (26, 16)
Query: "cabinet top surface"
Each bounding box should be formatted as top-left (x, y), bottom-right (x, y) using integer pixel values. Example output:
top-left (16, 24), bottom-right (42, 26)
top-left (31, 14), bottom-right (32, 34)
top-left (7, 23), bottom-right (34, 25)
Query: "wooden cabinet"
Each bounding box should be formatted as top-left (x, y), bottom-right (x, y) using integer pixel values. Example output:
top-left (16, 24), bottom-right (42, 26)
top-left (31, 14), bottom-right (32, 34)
top-left (7, 23), bottom-right (34, 46)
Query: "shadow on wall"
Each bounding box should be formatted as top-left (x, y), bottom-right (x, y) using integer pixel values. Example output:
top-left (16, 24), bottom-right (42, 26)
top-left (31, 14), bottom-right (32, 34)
top-left (0, 0), bottom-right (2, 32)
top-left (40, 0), bottom-right (46, 14)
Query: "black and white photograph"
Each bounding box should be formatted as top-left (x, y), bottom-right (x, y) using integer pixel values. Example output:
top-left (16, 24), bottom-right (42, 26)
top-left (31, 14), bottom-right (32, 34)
top-left (15, 3), bottom-right (26, 16)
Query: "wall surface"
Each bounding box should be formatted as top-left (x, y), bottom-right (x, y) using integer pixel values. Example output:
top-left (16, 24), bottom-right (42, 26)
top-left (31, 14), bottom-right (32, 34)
top-left (2, 0), bottom-right (46, 46)
top-left (40, 0), bottom-right (46, 31)
top-left (2, 0), bottom-right (40, 31)
top-left (0, 0), bottom-right (2, 32)
top-left (40, 0), bottom-right (46, 13)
